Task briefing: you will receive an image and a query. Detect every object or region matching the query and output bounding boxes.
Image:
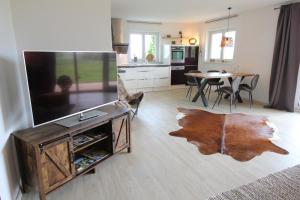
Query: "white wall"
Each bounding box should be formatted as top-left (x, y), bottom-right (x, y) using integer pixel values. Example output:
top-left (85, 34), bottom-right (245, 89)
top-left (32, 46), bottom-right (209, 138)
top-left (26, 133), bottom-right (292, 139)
top-left (0, 0), bottom-right (113, 199)
top-left (10, 0), bottom-right (112, 52)
top-left (124, 21), bottom-right (200, 45)
top-left (10, 0), bottom-right (113, 126)
top-left (121, 21), bottom-right (200, 63)
top-left (0, 0), bottom-right (26, 199)
top-left (123, 7), bottom-right (279, 104)
top-left (198, 5), bottom-right (279, 103)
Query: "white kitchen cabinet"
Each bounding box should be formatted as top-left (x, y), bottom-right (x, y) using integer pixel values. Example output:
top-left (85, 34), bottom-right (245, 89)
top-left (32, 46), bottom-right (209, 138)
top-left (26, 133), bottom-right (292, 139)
top-left (154, 77), bottom-right (170, 88)
top-left (136, 67), bottom-right (154, 89)
top-left (119, 68), bottom-right (138, 79)
top-left (137, 68), bottom-right (153, 80)
top-left (118, 65), bottom-right (171, 92)
top-left (153, 67), bottom-right (170, 79)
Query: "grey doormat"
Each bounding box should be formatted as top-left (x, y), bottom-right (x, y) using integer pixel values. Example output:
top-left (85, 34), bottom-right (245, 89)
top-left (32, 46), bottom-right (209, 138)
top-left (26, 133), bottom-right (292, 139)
top-left (208, 165), bottom-right (300, 200)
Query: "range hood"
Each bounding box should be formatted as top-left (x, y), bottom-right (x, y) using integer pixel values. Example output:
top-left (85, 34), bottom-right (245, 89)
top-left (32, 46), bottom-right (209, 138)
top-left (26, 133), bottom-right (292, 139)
top-left (111, 18), bottom-right (129, 54)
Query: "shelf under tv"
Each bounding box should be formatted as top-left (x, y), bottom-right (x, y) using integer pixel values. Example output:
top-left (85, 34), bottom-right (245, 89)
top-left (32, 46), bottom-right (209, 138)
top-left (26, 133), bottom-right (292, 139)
top-left (73, 134), bottom-right (110, 153)
top-left (73, 121), bottom-right (113, 175)
top-left (75, 153), bottom-right (111, 176)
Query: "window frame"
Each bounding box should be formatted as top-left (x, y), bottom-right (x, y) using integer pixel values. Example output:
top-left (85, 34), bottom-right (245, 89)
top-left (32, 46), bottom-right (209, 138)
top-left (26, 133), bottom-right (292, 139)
top-left (206, 29), bottom-right (236, 63)
top-left (128, 31), bottom-right (160, 62)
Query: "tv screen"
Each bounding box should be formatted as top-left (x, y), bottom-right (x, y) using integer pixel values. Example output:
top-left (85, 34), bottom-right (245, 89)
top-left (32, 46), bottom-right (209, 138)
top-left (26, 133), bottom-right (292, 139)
top-left (24, 51), bottom-right (118, 126)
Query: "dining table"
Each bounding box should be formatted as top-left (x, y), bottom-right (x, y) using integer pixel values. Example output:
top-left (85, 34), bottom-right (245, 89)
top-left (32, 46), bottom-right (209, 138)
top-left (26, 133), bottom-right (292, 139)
top-left (185, 72), bottom-right (256, 107)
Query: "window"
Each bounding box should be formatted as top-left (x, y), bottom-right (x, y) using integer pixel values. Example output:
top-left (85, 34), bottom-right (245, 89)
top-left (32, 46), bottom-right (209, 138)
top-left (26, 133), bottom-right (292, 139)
top-left (207, 29), bottom-right (236, 62)
top-left (129, 32), bottom-right (159, 62)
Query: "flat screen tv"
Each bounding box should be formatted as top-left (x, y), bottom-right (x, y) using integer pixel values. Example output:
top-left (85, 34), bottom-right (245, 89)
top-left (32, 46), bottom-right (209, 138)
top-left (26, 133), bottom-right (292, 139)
top-left (24, 51), bottom-right (118, 127)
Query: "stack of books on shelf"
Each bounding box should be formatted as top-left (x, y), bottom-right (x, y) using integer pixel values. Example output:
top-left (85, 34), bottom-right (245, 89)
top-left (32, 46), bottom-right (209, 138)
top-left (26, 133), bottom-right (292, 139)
top-left (73, 135), bottom-right (94, 149)
top-left (73, 132), bottom-right (107, 149)
top-left (74, 155), bottom-right (95, 172)
top-left (74, 149), bottom-right (109, 172)
top-left (86, 132), bottom-right (107, 140)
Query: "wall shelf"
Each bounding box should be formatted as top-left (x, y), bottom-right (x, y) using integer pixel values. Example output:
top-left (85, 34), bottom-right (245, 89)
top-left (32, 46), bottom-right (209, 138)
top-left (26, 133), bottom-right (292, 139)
top-left (162, 36), bottom-right (187, 40)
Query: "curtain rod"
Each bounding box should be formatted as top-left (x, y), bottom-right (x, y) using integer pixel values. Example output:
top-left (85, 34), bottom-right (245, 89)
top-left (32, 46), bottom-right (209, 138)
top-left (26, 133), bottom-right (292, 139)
top-left (126, 20), bottom-right (162, 25)
top-left (274, 7), bottom-right (281, 10)
top-left (205, 14), bottom-right (238, 24)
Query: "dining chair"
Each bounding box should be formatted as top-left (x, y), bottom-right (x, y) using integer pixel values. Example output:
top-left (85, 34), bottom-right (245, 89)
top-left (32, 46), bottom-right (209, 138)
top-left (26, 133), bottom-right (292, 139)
top-left (239, 74), bottom-right (259, 108)
top-left (212, 77), bottom-right (242, 113)
top-left (186, 70), bottom-right (201, 100)
top-left (205, 70), bottom-right (224, 100)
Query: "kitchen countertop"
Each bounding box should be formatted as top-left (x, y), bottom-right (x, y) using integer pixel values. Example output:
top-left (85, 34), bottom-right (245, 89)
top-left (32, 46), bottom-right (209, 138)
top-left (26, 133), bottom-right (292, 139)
top-left (118, 63), bottom-right (170, 68)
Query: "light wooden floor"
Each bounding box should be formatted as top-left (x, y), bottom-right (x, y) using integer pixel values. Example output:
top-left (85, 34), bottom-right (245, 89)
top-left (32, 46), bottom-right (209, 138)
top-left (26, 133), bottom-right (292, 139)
top-left (23, 89), bottom-right (300, 200)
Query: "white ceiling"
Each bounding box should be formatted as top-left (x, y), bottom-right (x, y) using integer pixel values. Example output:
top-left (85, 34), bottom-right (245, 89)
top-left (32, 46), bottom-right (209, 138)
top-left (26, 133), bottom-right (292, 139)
top-left (111, 0), bottom-right (291, 22)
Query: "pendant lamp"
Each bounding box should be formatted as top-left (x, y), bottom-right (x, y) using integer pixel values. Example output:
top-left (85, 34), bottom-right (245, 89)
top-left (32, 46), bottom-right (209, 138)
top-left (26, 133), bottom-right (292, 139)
top-left (221, 7), bottom-right (233, 48)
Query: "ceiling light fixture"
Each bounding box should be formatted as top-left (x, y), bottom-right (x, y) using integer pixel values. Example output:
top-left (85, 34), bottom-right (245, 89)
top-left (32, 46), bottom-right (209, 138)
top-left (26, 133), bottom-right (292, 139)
top-left (221, 7), bottom-right (233, 48)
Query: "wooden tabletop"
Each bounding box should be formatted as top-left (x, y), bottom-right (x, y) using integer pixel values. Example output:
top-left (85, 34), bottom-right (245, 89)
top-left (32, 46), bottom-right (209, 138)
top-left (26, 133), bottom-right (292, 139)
top-left (185, 72), bottom-right (256, 79)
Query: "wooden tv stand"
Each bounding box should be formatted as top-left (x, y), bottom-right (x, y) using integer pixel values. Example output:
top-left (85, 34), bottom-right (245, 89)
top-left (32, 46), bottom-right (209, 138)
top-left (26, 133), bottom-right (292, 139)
top-left (13, 104), bottom-right (131, 200)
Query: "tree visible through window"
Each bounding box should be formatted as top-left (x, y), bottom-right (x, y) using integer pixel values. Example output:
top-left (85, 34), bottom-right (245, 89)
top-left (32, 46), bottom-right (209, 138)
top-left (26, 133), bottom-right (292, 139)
top-left (129, 32), bottom-right (159, 62)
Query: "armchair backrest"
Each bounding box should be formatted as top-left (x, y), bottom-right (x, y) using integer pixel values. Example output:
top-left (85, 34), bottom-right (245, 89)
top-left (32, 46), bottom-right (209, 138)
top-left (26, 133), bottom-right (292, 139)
top-left (117, 75), bottom-right (130, 101)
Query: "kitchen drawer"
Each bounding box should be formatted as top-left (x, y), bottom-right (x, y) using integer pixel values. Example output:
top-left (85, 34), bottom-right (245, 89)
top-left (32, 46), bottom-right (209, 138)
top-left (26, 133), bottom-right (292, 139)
top-left (137, 71), bottom-right (153, 79)
top-left (154, 78), bottom-right (170, 87)
top-left (122, 68), bottom-right (138, 73)
top-left (136, 67), bottom-right (153, 72)
top-left (119, 68), bottom-right (138, 80)
top-left (153, 67), bottom-right (170, 78)
top-left (138, 79), bottom-right (153, 88)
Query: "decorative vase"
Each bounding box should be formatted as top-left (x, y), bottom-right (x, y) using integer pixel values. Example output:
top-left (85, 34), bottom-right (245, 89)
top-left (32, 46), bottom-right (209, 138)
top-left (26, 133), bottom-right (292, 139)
top-left (146, 54), bottom-right (154, 62)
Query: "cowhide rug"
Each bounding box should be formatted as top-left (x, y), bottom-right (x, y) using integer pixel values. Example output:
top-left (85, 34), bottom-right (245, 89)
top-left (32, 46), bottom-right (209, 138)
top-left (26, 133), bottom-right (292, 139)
top-left (169, 108), bottom-right (288, 162)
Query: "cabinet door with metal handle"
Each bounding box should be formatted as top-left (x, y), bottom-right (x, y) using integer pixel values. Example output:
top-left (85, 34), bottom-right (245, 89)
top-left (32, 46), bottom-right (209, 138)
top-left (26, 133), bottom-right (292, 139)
top-left (37, 136), bottom-right (74, 194)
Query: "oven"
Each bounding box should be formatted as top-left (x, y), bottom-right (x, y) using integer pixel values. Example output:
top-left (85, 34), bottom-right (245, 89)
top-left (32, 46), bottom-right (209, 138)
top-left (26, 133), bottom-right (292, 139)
top-left (171, 46), bottom-right (185, 63)
top-left (170, 45), bottom-right (199, 85)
